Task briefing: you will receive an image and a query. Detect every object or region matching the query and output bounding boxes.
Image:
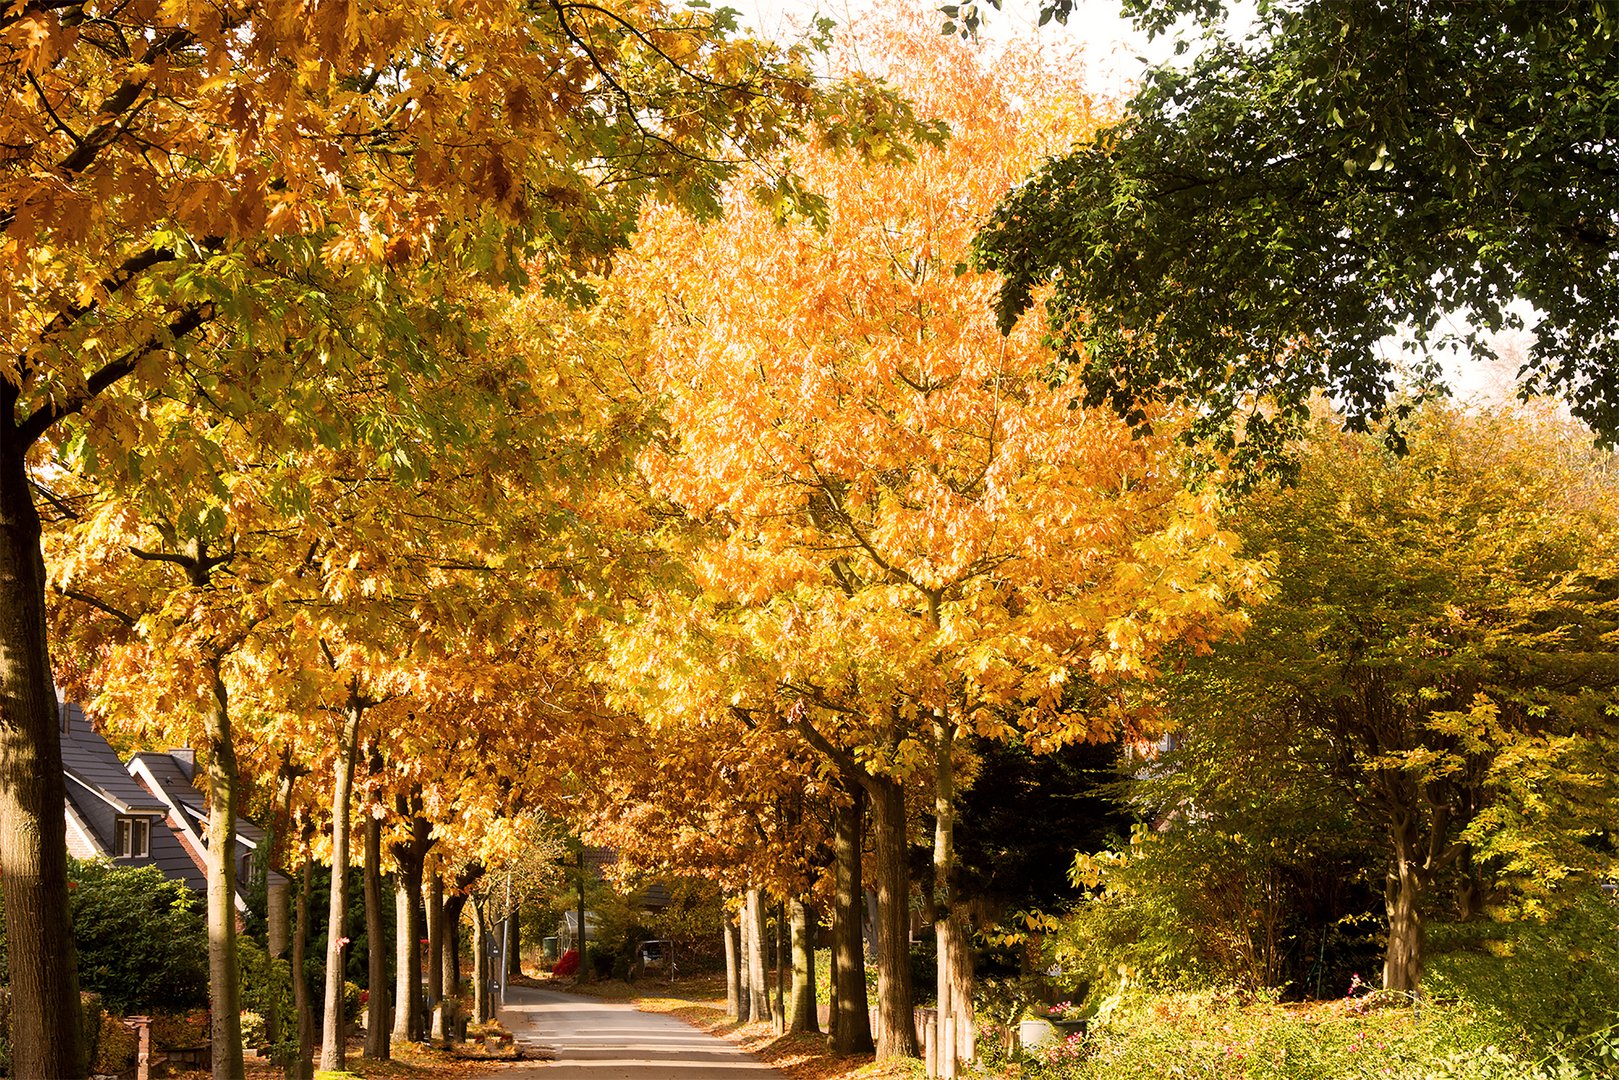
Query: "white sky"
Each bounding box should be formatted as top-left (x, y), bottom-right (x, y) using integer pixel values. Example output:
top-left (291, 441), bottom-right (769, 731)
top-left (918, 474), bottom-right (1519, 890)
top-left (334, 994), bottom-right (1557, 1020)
top-left (735, 0), bottom-right (1174, 95)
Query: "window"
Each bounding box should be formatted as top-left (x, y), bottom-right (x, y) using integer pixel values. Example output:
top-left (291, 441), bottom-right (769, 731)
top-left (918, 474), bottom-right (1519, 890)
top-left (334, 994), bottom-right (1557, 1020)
top-left (115, 817), bottom-right (150, 859)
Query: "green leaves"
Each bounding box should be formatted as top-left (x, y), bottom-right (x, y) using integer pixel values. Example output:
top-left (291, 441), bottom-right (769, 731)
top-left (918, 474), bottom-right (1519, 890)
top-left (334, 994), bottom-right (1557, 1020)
top-left (975, 0), bottom-right (1619, 454)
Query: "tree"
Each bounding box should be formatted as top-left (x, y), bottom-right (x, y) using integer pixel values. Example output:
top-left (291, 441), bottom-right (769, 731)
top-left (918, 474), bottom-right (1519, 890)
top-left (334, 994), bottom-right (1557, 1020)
top-left (610, 8), bottom-right (1261, 1065)
top-left (0, 0), bottom-right (929, 1069)
top-left (975, 0), bottom-right (1619, 463)
top-left (1161, 405), bottom-right (1619, 993)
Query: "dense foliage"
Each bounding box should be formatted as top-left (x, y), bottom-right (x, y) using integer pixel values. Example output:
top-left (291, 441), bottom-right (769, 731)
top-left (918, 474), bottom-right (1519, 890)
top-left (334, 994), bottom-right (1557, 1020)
top-left (65, 860), bottom-right (209, 1014)
top-left (976, 0), bottom-right (1619, 460)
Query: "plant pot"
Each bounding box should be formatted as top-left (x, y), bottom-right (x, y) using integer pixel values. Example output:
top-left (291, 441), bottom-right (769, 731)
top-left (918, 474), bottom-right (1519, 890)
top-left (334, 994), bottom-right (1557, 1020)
top-left (1018, 1016), bottom-right (1087, 1050)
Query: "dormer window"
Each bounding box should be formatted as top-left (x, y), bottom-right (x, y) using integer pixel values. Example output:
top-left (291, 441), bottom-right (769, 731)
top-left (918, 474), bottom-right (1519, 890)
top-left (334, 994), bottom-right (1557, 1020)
top-left (115, 816), bottom-right (150, 859)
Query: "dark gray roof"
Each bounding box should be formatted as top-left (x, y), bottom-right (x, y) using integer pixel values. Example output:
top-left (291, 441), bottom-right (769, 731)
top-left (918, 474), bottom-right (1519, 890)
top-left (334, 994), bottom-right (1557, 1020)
top-left (129, 750), bottom-right (288, 892)
top-left (58, 703), bottom-right (205, 892)
top-left (60, 702), bottom-right (167, 816)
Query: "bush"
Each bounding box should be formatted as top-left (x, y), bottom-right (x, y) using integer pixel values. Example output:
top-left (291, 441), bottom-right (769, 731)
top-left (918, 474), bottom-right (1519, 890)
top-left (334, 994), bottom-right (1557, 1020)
top-left (91, 1010), bottom-right (138, 1075)
top-left (1427, 892), bottom-right (1619, 1056)
top-left (149, 1008), bottom-right (209, 1049)
top-left (1020, 991), bottom-right (1546, 1080)
top-left (239, 934), bottom-right (296, 1061)
top-left (67, 859), bottom-right (208, 1014)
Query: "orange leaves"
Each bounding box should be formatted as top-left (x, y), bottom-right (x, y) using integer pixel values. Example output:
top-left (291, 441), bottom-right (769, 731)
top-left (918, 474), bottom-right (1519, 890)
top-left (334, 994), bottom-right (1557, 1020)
top-left (600, 6), bottom-right (1267, 769)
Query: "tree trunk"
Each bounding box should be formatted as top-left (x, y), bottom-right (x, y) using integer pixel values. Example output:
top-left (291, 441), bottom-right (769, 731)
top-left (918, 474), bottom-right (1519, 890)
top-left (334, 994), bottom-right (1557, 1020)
top-left (427, 866), bottom-right (446, 1041)
top-left (0, 423), bottom-right (86, 1079)
top-left (870, 772), bottom-right (919, 1059)
top-left (774, 901), bottom-right (787, 1033)
top-left (442, 892), bottom-right (468, 1040)
top-left (470, 897), bottom-right (489, 1024)
top-left (724, 909), bottom-right (745, 1021)
top-left (932, 718), bottom-right (973, 1072)
top-left (203, 666), bottom-right (246, 1080)
top-left (320, 694), bottom-right (364, 1071)
top-left (575, 859), bottom-right (590, 983)
top-left (831, 780), bottom-right (872, 1055)
top-left (362, 811), bottom-right (390, 1060)
top-left (391, 818), bottom-right (429, 1044)
top-left (745, 887), bottom-right (772, 1024)
top-left (290, 844), bottom-right (315, 1080)
top-left (1383, 817), bottom-right (1427, 994)
top-left (789, 899), bottom-right (819, 1034)
top-left (266, 759), bottom-right (300, 1059)
top-left (507, 908), bottom-right (523, 977)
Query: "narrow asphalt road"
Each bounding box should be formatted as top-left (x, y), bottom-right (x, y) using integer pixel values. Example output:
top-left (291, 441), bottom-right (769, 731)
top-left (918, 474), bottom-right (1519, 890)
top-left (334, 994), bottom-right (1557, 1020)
top-left (490, 984), bottom-right (783, 1079)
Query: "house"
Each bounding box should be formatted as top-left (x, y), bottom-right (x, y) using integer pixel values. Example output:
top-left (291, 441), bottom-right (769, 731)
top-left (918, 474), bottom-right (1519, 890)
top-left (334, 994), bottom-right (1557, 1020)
top-left (60, 696), bottom-right (288, 913)
top-left (60, 698), bottom-right (206, 892)
top-left (128, 748), bottom-right (289, 914)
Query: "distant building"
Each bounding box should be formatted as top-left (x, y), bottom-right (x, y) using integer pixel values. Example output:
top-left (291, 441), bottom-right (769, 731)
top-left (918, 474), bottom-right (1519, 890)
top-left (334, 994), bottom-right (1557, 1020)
top-left (129, 748), bottom-right (289, 913)
top-left (59, 696), bottom-right (288, 913)
top-left (60, 698), bottom-right (205, 892)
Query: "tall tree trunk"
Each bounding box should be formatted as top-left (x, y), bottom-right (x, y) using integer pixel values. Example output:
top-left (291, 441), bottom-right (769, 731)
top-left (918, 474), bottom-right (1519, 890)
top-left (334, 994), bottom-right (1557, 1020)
top-left (830, 782), bottom-right (872, 1055)
top-left (362, 811), bottom-right (390, 1060)
top-left (391, 815), bottom-right (430, 1045)
top-left (471, 897), bottom-right (492, 1024)
top-left (724, 908), bottom-right (745, 1021)
top-left (203, 665), bottom-right (246, 1080)
top-left (507, 908), bottom-right (522, 977)
top-left (290, 841), bottom-right (315, 1080)
top-left (932, 718), bottom-right (973, 1072)
top-left (267, 758), bottom-right (300, 1061)
top-left (789, 899), bottom-right (819, 1034)
top-left (1383, 816), bottom-right (1428, 993)
top-left (0, 425), bottom-right (86, 1079)
top-left (575, 857), bottom-right (590, 983)
top-left (320, 693), bottom-right (364, 1071)
top-left (774, 901), bottom-right (787, 1033)
top-left (745, 887), bottom-right (772, 1024)
top-left (427, 866), bottom-right (446, 1041)
top-left (442, 891), bottom-right (469, 1041)
top-left (870, 772), bottom-right (919, 1059)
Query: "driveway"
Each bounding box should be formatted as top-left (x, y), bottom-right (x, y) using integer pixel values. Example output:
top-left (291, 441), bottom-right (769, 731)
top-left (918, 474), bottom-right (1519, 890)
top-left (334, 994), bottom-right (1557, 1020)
top-left (491, 984), bottom-right (783, 1079)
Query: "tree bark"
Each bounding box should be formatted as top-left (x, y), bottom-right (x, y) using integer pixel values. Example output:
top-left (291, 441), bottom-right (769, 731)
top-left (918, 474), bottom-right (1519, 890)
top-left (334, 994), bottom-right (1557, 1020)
top-left (789, 899), bottom-right (819, 1034)
top-left (724, 908), bottom-right (745, 1021)
top-left (1383, 815), bottom-right (1428, 994)
top-left (507, 908), bottom-right (523, 977)
top-left (576, 856), bottom-right (590, 983)
top-left (831, 783), bottom-right (873, 1055)
top-left (266, 756), bottom-right (300, 1059)
top-left (362, 809), bottom-right (390, 1060)
top-left (745, 887), bottom-right (772, 1024)
top-left (932, 717), bottom-right (973, 1072)
top-left (290, 840), bottom-right (315, 1080)
top-left (203, 665), bottom-right (246, 1080)
top-left (774, 901), bottom-right (787, 1033)
top-left (441, 890), bottom-right (469, 1040)
top-left (870, 772), bottom-right (919, 1059)
top-left (471, 897), bottom-right (490, 1024)
top-left (320, 692), bottom-right (364, 1071)
top-left (391, 814), bottom-right (430, 1044)
top-left (427, 865), bottom-right (446, 1040)
top-left (0, 418), bottom-right (86, 1079)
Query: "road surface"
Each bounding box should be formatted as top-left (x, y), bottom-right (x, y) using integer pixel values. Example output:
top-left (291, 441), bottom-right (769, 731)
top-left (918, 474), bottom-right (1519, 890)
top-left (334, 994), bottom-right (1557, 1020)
top-left (491, 984), bottom-right (783, 1079)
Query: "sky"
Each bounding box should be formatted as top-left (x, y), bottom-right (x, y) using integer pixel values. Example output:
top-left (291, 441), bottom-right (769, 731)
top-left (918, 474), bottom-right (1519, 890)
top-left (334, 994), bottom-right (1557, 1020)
top-left (734, 0), bottom-right (1174, 95)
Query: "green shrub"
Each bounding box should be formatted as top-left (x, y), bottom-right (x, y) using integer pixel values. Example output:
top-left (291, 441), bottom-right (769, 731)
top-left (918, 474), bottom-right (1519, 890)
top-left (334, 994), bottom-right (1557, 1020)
top-left (1427, 893), bottom-right (1619, 1055)
top-left (239, 934), bottom-right (296, 1061)
top-left (67, 859), bottom-right (207, 1013)
top-left (1019, 992), bottom-right (1534, 1080)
